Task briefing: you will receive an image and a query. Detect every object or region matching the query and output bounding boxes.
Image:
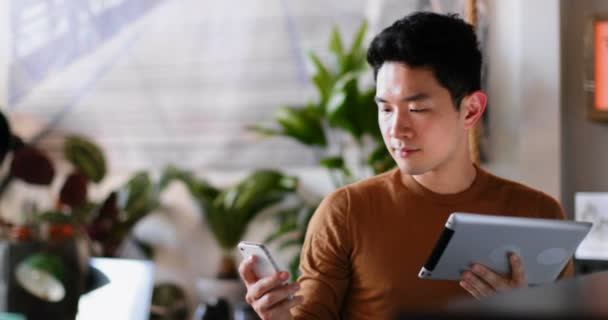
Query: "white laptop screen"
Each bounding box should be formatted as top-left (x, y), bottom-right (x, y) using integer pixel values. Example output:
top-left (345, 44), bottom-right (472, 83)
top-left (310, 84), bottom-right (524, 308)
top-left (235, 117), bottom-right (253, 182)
top-left (77, 258), bottom-right (154, 320)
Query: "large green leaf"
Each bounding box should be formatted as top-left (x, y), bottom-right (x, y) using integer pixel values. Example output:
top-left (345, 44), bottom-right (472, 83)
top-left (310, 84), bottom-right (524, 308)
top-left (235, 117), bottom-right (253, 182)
top-left (205, 170), bottom-right (299, 250)
top-left (307, 51), bottom-right (335, 107)
top-left (288, 255), bottom-right (301, 282)
top-left (329, 26), bottom-right (345, 66)
top-left (319, 156), bottom-right (352, 181)
top-left (326, 73), bottom-right (364, 139)
top-left (319, 156), bottom-right (345, 170)
top-left (159, 165), bottom-right (218, 208)
top-left (116, 172), bottom-right (159, 227)
top-left (275, 105), bottom-right (327, 147)
top-left (217, 170), bottom-right (297, 212)
top-left (246, 124), bottom-right (283, 138)
top-left (355, 87), bottom-right (382, 139)
top-left (340, 21), bottom-right (369, 75)
top-left (64, 135), bottom-right (106, 183)
top-left (349, 20), bottom-right (368, 58)
top-left (264, 220), bottom-right (298, 244)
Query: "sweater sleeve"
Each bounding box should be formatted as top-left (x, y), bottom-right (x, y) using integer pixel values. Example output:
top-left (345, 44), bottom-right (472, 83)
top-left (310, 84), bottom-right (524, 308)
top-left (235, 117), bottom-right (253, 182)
top-left (291, 188), bottom-right (353, 319)
top-left (536, 193), bottom-right (574, 279)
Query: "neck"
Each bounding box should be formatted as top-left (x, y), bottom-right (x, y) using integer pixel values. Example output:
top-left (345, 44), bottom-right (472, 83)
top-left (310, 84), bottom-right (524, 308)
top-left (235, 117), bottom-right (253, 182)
top-left (411, 161), bottom-right (477, 194)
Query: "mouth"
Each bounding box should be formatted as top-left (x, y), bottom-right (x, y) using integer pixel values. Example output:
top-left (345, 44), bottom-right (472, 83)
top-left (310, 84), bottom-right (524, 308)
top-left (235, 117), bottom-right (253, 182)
top-left (392, 147), bottom-right (420, 158)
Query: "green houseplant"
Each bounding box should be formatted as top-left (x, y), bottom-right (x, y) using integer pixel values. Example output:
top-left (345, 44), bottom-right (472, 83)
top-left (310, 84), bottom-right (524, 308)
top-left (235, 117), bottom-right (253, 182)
top-left (159, 165), bottom-right (298, 279)
top-left (249, 21), bottom-right (393, 184)
top-left (250, 22), bottom-right (395, 280)
top-left (0, 109), bottom-right (159, 319)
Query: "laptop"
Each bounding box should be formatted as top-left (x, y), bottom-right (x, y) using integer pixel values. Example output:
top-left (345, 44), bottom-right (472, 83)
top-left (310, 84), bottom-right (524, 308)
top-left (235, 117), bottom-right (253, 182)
top-left (77, 258), bottom-right (155, 320)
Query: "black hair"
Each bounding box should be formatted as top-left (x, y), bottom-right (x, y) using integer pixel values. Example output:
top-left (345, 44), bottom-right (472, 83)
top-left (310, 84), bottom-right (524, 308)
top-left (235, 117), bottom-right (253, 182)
top-left (366, 12), bottom-right (482, 109)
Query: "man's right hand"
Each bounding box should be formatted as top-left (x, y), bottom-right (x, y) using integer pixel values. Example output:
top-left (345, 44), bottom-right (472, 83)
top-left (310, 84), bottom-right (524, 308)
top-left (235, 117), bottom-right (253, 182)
top-left (239, 255), bottom-right (303, 320)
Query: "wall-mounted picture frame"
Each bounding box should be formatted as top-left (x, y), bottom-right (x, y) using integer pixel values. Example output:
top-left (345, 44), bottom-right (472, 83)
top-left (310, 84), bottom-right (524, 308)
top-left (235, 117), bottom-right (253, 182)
top-left (585, 14), bottom-right (608, 121)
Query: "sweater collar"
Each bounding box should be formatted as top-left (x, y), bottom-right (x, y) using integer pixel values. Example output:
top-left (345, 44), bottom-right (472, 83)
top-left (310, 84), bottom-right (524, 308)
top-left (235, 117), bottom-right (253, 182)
top-left (396, 163), bottom-right (489, 205)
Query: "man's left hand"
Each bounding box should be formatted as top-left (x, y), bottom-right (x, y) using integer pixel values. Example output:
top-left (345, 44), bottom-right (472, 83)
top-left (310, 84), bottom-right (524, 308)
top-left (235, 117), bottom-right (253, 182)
top-left (459, 253), bottom-right (528, 299)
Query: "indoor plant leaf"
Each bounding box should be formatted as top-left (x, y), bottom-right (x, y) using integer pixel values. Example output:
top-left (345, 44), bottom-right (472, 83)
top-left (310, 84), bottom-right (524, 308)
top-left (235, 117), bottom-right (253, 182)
top-left (275, 105), bottom-right (327, 147)
top-left (326, 73), bottom-right (364, 140)
top-left (116, 172), bottom-right (159, 227)
top-left (205, 170), bottom-right (298, 251)
top-left (355, 88), bottom-right (382, 139)
top-left (64, 135), bottom-right (107, 183)
top-left (341, 20), bottom-right (369, 74)
top-left (329, 26), bottom-right (345, 69)
top-left (307, 51), bottom-right (335, 107)
top-left (10, 146), bottom-right (55, 185)
top-left (264, 220), bottom-right (298, 244)
top-left (159, 165), bottom-right (218, 209)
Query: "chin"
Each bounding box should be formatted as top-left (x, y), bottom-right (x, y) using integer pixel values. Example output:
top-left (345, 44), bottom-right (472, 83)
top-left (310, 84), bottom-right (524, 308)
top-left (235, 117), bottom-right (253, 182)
top-left (395, 161), bottom-right (429, 176)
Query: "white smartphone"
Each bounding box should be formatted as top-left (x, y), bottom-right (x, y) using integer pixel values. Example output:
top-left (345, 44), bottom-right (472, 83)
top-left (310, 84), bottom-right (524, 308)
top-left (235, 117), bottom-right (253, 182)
top-left (238, 241), bottom-right (282, 279)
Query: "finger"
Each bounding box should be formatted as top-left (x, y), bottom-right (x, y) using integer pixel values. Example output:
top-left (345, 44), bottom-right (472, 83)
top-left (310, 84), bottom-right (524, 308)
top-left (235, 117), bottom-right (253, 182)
top-left (471, 264), bottom-right (508, 291)
top-left (460, 280), bottom-right (482, 300)
top-left (249, 270), bottom-right (290, 301)
top-left (258, 295), bottom-right (304, 320)
top-left (257, 282), bottom-right (301, 311)
top-left (239, 255), bottom-right (259, 286)
top-left (462, 271), bottom-right (493, 297)
top-left (509, 253), bottom-right (528, 285)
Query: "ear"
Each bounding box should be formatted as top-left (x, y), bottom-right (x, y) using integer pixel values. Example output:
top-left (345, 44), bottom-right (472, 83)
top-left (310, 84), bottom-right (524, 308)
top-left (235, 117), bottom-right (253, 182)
top-left (460, 91), bottom-right (487, 129)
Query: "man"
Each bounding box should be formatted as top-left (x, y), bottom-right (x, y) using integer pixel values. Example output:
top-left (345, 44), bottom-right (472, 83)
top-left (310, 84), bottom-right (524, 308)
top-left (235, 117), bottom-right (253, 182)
top-left (239, 12), bottom-right (573, 319)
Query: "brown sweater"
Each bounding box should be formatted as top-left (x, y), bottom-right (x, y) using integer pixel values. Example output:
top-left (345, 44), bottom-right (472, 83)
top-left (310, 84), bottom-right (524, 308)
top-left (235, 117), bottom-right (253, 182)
top-left (292, 166), bottom-right (573, 319)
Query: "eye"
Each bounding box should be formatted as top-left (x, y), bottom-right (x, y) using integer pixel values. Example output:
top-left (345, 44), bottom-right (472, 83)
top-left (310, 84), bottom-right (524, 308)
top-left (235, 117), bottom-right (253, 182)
top-left (409, 108), bottom-right (428, 113)
top-left (377, 104), bottom-right (392, 114)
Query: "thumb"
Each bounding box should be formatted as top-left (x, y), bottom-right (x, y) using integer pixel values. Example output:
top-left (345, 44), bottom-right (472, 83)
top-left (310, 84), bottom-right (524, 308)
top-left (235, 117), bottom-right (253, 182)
top-left (239, 255), bottom-right (259, 286)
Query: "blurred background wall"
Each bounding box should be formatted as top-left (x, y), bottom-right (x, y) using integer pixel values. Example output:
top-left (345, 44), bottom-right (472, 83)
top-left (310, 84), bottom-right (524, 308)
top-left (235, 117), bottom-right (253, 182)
top-left (561, 0), bottom-right (608, 218)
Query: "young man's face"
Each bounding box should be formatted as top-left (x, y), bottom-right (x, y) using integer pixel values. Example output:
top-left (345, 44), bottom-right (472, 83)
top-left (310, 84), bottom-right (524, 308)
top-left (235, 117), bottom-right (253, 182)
top-left (375, 62), bottom-right (469, 176)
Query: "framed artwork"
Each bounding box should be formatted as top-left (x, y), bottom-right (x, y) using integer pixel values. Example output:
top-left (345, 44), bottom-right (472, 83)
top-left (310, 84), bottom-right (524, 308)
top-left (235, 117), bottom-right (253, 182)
top-left (585, 15), bottom-right (608, 121)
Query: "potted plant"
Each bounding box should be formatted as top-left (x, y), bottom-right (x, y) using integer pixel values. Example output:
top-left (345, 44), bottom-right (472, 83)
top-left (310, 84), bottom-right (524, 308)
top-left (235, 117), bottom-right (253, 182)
top-left (0, 109), bottom-right (159, 319)
top-left (0, 110), bottom-right (105, 319)
top-left (250, 21), bottom-right (395, 280)
top-left (159, 165), bottom-right (298, 304)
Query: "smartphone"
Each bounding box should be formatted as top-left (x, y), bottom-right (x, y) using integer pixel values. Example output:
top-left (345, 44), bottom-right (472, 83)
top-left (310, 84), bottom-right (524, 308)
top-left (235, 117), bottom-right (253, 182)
top-left (238, 241), bottom-right (282, 279)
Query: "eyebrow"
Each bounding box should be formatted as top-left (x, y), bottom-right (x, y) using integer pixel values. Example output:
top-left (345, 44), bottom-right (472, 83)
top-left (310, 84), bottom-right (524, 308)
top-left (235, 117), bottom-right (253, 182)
top-left (374, 93), bottom-right (429, 104)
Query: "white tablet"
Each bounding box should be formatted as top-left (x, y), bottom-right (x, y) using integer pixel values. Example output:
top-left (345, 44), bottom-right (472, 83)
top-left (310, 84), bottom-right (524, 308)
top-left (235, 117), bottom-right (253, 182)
top-left (418, 213), bottom-right (592, 284)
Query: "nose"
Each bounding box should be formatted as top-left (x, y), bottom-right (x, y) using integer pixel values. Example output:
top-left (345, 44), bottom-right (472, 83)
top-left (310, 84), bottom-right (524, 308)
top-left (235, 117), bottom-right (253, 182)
top-left (389, 110), bottom-right (414, 139)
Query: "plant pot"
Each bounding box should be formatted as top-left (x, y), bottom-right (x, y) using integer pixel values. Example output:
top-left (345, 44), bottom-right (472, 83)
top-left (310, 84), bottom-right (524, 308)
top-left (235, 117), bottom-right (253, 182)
top-left (195, 277), bottom-right (246, 309)
top-left (1, 237), bottom-right (88, 320)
